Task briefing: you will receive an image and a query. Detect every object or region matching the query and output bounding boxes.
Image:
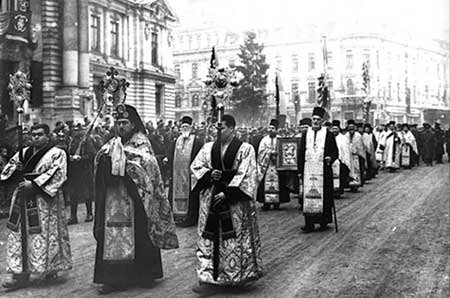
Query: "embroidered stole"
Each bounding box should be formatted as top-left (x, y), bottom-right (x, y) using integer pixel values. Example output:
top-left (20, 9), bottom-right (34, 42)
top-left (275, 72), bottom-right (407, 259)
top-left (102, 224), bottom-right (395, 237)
top-left (103, 178), bottom-right (135, 262)
top-left (7, 145), bottom-right (54, 234)
top-left (332, 160), bottom-right (340, 191)
top-left (264, 137), bottom-right (279, 204)
top-left (203, 137), bottom-right (241, 281)
top-left (401, 144), bottom-right (410, 167)
top-left (172, 135), bottom-right (195, 215)
top-left (303, 127), bottom-right (326, 215)
top-left (348, 135), bottom-right (361, 187)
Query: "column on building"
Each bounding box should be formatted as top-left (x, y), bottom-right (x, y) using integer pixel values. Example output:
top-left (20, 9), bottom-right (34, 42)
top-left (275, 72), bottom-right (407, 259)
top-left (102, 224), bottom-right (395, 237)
top-left (62, 0), bottom-right (78, 86)
top-left (78, 0), bottom-right (90, 88)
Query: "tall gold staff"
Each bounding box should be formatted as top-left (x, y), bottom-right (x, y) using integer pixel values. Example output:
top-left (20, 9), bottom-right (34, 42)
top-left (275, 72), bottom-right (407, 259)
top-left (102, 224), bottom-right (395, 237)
top-left (8, 70), bottom-right (32, 272)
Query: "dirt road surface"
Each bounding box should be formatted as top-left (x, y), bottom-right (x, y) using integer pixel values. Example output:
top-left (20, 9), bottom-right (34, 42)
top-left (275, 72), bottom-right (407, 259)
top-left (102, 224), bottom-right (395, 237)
top-left (0, 163), bottom-right (449, 298)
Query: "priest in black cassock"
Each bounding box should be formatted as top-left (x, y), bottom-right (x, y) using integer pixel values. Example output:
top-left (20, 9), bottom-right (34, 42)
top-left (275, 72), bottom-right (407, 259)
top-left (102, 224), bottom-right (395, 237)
top-left (165, 116), bottom-right (203, 226)
top-left (93, 104), bottom-right (178, 294)
top-left (298, 107), bottom-right (338, 233)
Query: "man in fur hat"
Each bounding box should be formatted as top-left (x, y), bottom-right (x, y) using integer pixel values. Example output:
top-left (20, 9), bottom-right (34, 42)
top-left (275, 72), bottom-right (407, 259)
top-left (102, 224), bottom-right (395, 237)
top-left (93, 104), bottom-right (178, 294)
top-left (165, 116), bottom-right (203, 226)
top-left (256, 119), bottom-right (291, 210)
top-left (298, 107), bottom-right (338, 232)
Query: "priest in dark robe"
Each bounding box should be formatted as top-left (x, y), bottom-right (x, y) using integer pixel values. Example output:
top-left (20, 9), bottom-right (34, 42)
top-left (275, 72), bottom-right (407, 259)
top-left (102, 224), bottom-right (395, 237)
top-left (298, 107), bottom-right (338, 233)
top-left (256, 119), bottom-right (291, 210)
top-left (165, 116), bottom-right (203, 226)
top-left (419, 123), bottom-right (435, 166)
top-left (191, 114), bottom-right (262, 293)
top-left (93, 104), bottom-right (178, 295)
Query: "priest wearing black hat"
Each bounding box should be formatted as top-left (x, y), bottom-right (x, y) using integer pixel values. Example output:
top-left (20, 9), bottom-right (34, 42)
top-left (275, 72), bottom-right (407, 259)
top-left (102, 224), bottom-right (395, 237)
top-left (330, 120), bottom-right (351, 197)
top-left (345, 119), bottom-right (366, 190)
top-left (298, 107), bottom-right (338, 232)
top-left (362, 123), bottom-right (378, 179)
top-left (166, 115), bottom-right (203, 226)
top-left (379, 120), bottom-right (402, 172)
top-left (399, 123), bottom-right (418, 169)
top-left (93, 104), bottom-right (179, 294)
top-left (256, 118), bottom-right (291, 210)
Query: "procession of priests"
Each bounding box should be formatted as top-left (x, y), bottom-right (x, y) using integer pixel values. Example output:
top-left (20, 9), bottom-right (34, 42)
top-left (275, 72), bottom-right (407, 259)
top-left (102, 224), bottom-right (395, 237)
top-left (0, 100), bottom-right (445, 295)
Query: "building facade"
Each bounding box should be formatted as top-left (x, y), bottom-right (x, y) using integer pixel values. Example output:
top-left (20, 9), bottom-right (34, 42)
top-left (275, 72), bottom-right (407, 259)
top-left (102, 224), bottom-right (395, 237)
top-left (0, 0), bottom-right (178, 127)
top-left (173, 25), bottom-right (450, 126)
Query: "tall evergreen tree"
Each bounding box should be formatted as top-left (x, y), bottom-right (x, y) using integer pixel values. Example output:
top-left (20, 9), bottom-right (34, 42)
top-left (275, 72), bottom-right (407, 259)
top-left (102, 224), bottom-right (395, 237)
top-left (231, 31), bottom-right (270, 124)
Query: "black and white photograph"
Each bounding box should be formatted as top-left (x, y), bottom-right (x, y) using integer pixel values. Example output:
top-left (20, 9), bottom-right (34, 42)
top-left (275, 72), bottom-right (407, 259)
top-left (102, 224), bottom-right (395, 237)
top-left (0, 0), bottom-right (449, 297)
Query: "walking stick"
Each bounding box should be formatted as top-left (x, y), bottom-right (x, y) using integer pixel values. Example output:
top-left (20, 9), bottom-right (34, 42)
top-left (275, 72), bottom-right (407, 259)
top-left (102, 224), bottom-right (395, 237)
top-left (332, 196), bottom-right (338, 233)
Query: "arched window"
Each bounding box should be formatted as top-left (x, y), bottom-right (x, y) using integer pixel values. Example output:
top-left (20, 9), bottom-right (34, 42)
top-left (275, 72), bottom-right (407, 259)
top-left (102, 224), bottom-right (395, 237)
top-left (346, 79), bottom-right (355, 95)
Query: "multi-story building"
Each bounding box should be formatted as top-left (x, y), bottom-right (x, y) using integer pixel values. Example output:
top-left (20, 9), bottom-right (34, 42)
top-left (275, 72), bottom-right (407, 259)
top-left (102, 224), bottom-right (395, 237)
top-left (173, 24), bottom-right (450, 126)
top-left (0, 0), bottom-right (178, 127)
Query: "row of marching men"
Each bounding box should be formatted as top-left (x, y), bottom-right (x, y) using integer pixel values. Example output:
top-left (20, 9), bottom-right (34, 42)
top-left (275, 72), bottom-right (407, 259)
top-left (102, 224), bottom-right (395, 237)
top-left (0, 105), bottom-right (262, 294)
top-left (0, 102), bottom-right (444, 295)
top-left (167, 108), bottom-right (423, 235)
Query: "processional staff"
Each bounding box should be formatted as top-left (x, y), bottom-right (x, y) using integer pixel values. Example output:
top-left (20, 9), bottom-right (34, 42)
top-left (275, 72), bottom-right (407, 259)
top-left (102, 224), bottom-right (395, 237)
top-left (74, 66), bottom-right (130, 155)
top-left (8, 70), bottom-right (32, 272)
top-left (203, 47), bottom-right (238, 143)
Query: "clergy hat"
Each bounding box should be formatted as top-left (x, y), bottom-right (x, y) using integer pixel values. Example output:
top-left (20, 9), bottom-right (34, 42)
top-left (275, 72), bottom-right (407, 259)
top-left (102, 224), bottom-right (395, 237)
top-left (269, 119), bottom-right (279, 129)
top-left (347, 119), bottom-right (355, 126)
top-left (324, 121), bottom-right (331, 127)
top-left (402, 123), bottom-right (409, 129)
top-left (312, 106), bottom-right (326, 118)
top-left (388, 120), bottom-right (396, 126)
top-left (114, 104), bottom-right (146, 133)
top-left (299, 118), bottom-right (312, 126)
top-left (181, 116), bottom-right (193, 125)
top-left (423, 122), bottom-right (431, 128)
top-left (363, 123), bottom-right (372, 129)
top-left (332, 120), bottom-right (341, 127)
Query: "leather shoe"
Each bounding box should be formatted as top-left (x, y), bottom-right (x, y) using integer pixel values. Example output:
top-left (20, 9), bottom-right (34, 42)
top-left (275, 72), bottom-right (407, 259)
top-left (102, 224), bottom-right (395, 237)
top-left (98, 284), bottom-right (122, 295)
top-left (192, 282), bottom-right (219, 294)
top-left (3, 278), bottom-right (30, 291)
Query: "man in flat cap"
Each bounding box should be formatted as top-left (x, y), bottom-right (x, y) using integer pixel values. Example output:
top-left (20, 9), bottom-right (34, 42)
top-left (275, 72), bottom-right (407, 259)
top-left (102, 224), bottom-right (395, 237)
top-left (257, 119), bottom-right (291, 210)
top-left (93, 104), bottom-right (178, 294)
top-left (166, 116), bottom-right (203, 226)
top-left (298, 107), bottom-right (338, 232)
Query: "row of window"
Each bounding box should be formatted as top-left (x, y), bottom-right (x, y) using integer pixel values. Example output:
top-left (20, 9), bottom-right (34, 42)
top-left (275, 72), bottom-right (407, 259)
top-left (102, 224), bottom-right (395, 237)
top-left (90, 14), bottom-right (159, 65)
top-left (176, 80), bottom-right (441, 108)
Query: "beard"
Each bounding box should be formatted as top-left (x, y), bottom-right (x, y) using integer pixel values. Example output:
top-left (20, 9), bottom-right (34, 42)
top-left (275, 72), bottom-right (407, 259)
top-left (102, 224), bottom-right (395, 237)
top-left (182, 131), bottom-right (190, 138)
top-left (269, 132), bottom-right (276, 138)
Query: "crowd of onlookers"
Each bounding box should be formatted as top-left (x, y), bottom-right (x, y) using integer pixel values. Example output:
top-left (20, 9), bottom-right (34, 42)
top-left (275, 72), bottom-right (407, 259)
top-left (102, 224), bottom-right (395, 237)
top-left (0, 117), bottom-right (449, 218)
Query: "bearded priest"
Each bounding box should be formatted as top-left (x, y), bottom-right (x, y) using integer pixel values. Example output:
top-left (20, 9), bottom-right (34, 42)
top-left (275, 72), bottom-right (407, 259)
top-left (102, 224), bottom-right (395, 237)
top-left (298, 107), bottom-right (338, 233)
